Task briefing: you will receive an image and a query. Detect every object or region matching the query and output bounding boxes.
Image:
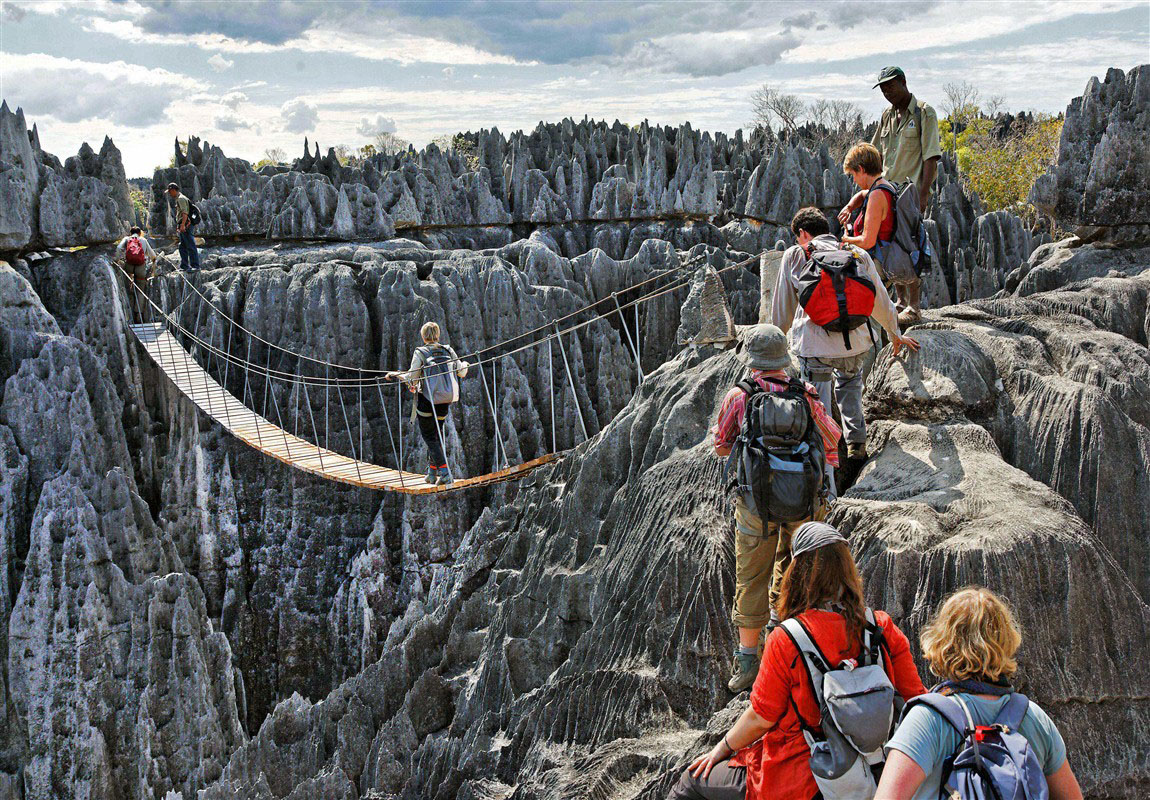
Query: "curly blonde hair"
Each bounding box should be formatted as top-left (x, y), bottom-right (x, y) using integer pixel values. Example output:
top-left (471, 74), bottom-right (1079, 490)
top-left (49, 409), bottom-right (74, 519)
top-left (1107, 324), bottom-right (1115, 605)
top-left (921, 587), bottom-right (1022, 683)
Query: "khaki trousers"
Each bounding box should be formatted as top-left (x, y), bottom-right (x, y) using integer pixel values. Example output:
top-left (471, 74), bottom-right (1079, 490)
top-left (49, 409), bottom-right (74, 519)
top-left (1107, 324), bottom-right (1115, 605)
top-left (731, 496), bottom-right (822, 629)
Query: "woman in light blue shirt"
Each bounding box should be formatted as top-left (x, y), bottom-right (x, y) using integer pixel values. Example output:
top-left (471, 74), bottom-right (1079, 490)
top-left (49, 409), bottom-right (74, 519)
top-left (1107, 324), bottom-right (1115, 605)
top-left (877, 587), bottom-right (1083, 800)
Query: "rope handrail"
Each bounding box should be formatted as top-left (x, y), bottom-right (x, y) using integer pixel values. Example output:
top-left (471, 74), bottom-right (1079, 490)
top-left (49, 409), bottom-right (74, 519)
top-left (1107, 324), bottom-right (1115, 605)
top-left (127, 250), bottom-right (752, 389)
top-left (160, 247), bottom-right (723, 378)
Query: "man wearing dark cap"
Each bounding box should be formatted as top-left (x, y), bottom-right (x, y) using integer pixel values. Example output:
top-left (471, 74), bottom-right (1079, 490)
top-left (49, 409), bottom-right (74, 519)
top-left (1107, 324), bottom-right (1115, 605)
top-left (166, 182), bottom-right (200, 272)
top-left (841, 67), bottom-right (942, 325)
top-left (711, 323), bottom-right (842, 692)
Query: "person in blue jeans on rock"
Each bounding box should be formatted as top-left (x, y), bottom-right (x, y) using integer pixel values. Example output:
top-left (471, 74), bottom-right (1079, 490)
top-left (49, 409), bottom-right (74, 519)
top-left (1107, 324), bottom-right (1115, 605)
top-left (878, 587), bottom-right (1083, 800)
top-left (166, 182), bottom-right (200, 272)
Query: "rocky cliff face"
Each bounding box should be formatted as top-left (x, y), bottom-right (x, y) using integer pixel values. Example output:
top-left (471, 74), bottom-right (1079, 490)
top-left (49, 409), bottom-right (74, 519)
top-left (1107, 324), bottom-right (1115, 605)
top-left (0, 102), bottom-right (131, 251)
top-left (193, 248), bottom-right (1150, 800)
top-left (1032, 65), bottom-right (1149, 244)
top-left (1, 67), bottom-right (1145, 799)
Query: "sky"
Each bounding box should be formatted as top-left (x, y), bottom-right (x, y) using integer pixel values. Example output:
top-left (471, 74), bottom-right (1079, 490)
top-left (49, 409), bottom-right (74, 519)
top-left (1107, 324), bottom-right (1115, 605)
top-left (1, 0), bottom-right (1147, 178)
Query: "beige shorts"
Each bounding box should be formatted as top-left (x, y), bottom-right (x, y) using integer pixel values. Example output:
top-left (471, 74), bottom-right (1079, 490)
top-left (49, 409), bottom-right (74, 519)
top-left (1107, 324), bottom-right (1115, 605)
top-left (731, 496), bottom-right (825, 629)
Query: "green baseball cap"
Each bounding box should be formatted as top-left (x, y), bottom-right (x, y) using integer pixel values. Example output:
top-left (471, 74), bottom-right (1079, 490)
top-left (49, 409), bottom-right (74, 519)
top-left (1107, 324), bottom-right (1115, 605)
top-left (873, 66), bottom-right (905, 88)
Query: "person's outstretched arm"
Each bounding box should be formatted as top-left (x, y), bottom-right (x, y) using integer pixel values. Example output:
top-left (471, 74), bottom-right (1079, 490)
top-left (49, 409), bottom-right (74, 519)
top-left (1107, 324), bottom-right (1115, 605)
top-left (685, 704), bottom-right (773, 781)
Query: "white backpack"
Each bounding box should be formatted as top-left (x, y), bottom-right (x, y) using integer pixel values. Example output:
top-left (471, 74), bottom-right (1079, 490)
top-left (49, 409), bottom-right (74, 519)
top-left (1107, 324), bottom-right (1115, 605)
top-left (781, 609), bottom-right (896, 800)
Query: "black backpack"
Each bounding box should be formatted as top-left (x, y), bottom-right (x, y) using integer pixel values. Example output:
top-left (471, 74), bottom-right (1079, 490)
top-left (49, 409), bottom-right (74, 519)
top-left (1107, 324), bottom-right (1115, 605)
top-left (725, 377), bottom-right (826, 523)
top-left (187, 200), bottom-right (202, 226)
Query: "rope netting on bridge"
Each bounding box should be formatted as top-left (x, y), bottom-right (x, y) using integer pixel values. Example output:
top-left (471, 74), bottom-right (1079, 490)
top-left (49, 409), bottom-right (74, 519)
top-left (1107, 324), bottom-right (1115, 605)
top-left (116, 249), bottom-right (751, 493)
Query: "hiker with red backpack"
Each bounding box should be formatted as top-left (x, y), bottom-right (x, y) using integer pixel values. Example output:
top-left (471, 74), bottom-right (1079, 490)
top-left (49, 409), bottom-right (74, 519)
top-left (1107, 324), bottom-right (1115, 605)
top-left (712, 324), bottom-right (842, 692)
top-left (668, 522), bottom-right (927, 800)
top-left (386, 321), bottom-right (470, 486)
top-left (878, 587), bottom-right (1083, 800)
top-left (114, 226), bottom-right (160, 321)
top-left (770, 208), bottom-right (919, 492)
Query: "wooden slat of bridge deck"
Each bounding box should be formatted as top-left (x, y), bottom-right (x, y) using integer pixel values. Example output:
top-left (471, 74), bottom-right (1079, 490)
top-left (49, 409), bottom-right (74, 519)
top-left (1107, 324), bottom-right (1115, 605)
top-left (128, 323), bottom-right (558, 494)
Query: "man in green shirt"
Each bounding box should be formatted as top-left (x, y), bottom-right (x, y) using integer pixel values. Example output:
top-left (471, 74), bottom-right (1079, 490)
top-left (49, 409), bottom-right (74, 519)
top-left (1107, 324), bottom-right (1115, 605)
top-left (844, 66), bottom-right (943, 325)
top-left (166, 182), bottom-right (201, 272)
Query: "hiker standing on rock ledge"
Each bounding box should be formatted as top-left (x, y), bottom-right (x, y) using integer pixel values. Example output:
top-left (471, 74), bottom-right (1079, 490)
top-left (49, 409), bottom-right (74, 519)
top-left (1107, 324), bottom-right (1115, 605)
top-left (839, 67), bottom-right (942, 326)
top-left (166, 182), bottom-right (201, 272)
top-left (712, 324), bottom-right (841, 692)
top-left (771, 208), bottom-right (919, 483)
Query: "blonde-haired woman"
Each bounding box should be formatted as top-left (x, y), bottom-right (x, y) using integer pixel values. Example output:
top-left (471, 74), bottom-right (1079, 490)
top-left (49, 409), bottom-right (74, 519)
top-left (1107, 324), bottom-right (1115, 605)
top-left (878, 587), bottom-right (1083, 799)
top-left (386, 321), bottom-right (469, 485)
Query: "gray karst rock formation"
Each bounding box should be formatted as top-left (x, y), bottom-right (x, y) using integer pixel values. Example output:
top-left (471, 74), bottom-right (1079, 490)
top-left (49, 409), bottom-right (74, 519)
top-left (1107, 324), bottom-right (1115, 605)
top-left (0, 66), bottom-right (1147, 798)
top-left (1031, 65), bottom-right (1149, 244)
top-left (140, 119), bottom-right (1044, 305)
top-left (0, 102), bottom-right (131, 251)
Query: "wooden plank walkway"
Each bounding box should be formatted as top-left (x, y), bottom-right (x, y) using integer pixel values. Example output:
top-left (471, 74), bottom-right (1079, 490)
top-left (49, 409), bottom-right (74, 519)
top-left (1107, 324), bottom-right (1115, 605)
top-left (129, 323), bottom-right (557, 494)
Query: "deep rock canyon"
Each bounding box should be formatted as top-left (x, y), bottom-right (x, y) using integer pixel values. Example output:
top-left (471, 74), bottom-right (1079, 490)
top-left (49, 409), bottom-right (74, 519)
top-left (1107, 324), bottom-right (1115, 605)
top-left (0, 65), bottom-right (1146, 799)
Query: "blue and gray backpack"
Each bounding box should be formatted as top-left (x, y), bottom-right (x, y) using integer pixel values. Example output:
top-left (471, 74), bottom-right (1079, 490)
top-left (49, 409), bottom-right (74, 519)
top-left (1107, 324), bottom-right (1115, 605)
top-left (900, 692), bottom-right (1048, 800)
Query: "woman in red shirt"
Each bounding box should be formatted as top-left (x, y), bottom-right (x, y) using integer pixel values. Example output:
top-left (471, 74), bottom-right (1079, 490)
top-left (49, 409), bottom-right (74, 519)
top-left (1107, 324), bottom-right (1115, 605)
top-left (667, 522), bottom-right (926, 800)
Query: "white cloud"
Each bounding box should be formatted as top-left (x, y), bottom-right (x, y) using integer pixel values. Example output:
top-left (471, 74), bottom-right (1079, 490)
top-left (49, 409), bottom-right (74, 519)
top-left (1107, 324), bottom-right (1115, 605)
top-left (208, 53), bottom-right (235, 72)
top-left (221, 91), bottom-right (248, 110)
top-left (281, 99), bottom-right (318, 133)
top-left (1, 52), bottom-right (187, 127)
top-left (213, 113), bottom-right (253, 132)
top-left (355, 114), bottom-right (398, 137)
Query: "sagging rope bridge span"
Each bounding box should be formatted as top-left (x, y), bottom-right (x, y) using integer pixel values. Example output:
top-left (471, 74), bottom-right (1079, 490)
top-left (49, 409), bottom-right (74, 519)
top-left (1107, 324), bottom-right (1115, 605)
top-left (117, 250), bottom-right (745, 494)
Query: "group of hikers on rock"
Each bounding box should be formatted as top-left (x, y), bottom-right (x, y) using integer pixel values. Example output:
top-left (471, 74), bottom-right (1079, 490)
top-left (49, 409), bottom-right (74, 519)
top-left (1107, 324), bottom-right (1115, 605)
top-left (679, 67), bottom-right (1083, 800)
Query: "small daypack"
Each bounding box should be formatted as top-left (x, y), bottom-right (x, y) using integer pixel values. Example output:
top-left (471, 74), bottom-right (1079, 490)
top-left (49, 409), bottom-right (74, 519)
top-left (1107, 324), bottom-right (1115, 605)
top-left (900, 693), bottom-right (1048, 800)
top-left (796, 244), bottom-right (877, 349)
top-left (724, 377), bottom-right (825, 523)
top-left (782, 610), bottom-right (897, 800)
top-left (417, 345), bottom-right (460, 405)
top-left (853, 179), bottom-right (933, 284)
top-left (187, 200), bottom-right (202, 226)
top-left (125, 237), bottom-right (146, 266)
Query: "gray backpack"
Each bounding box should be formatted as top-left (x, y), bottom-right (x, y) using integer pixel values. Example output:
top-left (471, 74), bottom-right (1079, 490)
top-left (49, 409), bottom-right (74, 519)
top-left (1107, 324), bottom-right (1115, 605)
top-left (860, 178), bottom-right (932, 284)
top-left (781, 609), bottom-right (896, 800)
top-left (416, 345), bottom-right (460, 405)
top-left (900, 693), bottom-right (1048, 800)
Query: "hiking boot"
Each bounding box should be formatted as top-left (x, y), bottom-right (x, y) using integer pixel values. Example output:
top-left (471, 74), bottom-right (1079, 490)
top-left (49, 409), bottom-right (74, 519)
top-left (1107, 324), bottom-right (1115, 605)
top-left (425, 467), bottom-right (437, 485)
top-left (847, 442), bottom-right (868, 460)
top-left (897, 306), bottom-right (922, 327)
top-left (727, 649), bottom-right (760, 693)
top-left (436, 467), bottom-right (455, 486)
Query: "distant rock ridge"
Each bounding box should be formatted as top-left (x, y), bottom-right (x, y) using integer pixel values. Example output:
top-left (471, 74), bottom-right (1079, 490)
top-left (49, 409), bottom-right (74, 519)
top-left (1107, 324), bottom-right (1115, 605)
top-left (0, 101), bottom-right (131, 251)
top-left (1032, 64), bottom-right (1149, 244)
top-left (148, 118), bottom-right (1050, 307)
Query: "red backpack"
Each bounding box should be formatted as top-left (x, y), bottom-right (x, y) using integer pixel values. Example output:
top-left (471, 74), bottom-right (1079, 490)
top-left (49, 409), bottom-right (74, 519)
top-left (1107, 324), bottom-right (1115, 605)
top-left (125, 237), bottom-right (147, 266)
top-left (796, 243), bottom-right (876, 348)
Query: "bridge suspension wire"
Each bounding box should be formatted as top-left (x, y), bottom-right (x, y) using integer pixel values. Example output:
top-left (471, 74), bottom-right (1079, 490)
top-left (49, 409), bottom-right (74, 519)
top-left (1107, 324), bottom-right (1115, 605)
top-left (115, 249), bottom-right (753, 493)
top-left (161, 249), bottom-right (722, 384)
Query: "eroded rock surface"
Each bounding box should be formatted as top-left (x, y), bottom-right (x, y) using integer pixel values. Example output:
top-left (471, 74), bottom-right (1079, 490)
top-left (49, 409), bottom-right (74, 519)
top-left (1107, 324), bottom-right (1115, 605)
top-left (1032, 65), bottom-right (1149, 244)
top-left (0, 102), bottom-right (131, 251)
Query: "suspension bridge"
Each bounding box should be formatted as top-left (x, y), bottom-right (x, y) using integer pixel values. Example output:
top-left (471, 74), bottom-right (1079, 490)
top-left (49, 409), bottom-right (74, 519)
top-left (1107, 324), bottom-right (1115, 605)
top-left (117, 249), bottom-right (745, 494)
